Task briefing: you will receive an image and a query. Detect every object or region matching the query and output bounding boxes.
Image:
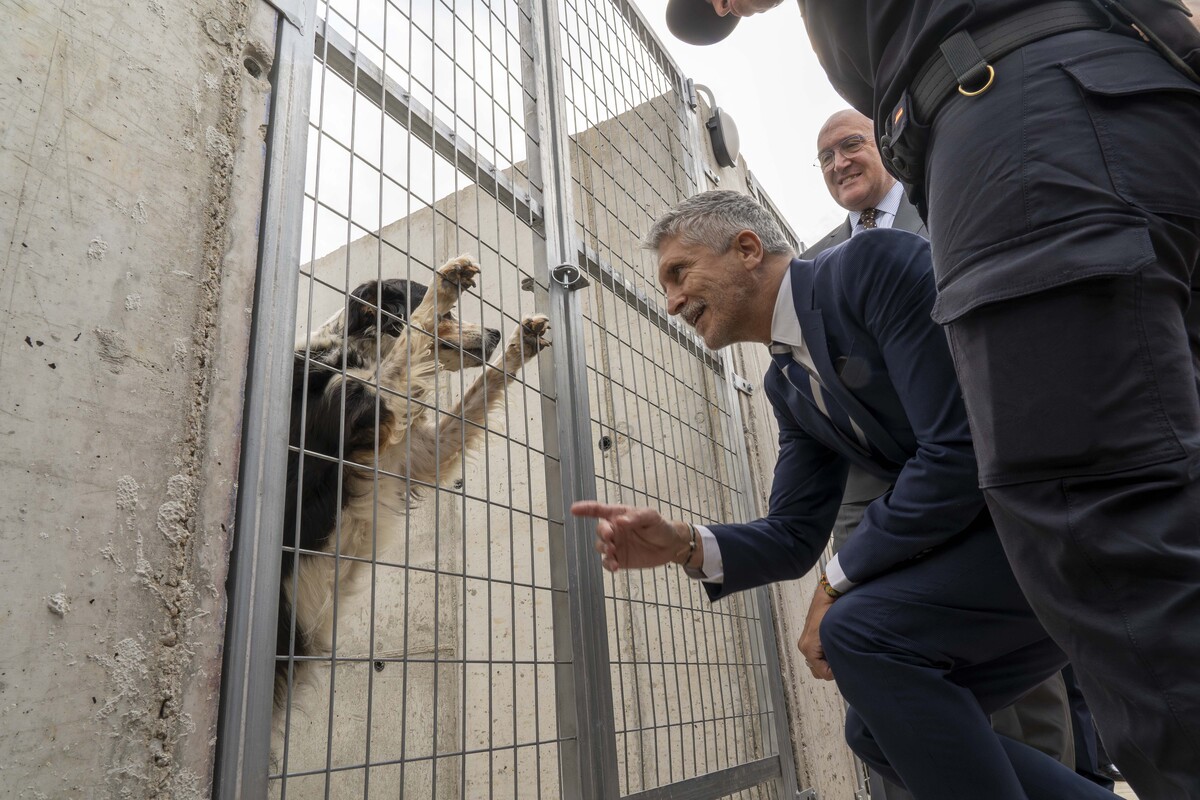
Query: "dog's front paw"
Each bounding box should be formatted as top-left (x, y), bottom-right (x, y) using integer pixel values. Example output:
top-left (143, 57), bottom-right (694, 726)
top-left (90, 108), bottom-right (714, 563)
top-left (436, 255), bottom-right (481, 292)
top-left (504, 314), bottom-right (551, 370)
top-left (520, 314), bottom-right (552, 355)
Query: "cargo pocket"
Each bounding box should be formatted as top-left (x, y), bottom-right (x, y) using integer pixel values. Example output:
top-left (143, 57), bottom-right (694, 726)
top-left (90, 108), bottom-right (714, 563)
top-left (1061, 43), bottom-right (1200, 219)
top-left (943, 271), bottom-right (1188, 486)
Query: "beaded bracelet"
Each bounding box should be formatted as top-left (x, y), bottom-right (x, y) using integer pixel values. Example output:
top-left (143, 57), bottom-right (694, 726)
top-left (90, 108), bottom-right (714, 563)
top-left (818, 572), bottom-right (844, 599)
top-left (677, 523), bottom-right (697, 568)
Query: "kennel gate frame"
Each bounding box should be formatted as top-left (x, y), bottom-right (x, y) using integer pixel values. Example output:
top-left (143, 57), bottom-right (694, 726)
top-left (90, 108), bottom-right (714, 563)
top-left (215, 0), bottom-right (804, 797)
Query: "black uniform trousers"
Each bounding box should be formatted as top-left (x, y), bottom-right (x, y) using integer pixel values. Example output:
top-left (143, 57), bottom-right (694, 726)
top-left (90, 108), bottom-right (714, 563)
top-left (924, 29), bottom-right (1200, 799)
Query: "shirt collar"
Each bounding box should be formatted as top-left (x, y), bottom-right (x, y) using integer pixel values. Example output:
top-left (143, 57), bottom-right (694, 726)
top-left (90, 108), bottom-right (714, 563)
top-left (770, 268), bottom-right (803, 347)
top-left (848, 180), bottom-right (904, 229)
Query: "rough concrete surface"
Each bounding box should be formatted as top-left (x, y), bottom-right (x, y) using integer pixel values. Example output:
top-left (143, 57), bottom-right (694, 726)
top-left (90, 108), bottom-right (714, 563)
top-left (0, 0), bottom-right (274, 796)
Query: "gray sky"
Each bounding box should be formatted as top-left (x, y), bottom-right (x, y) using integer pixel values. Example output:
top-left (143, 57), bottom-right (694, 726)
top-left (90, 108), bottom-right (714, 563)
top-left (635, 0), bottom-right (853, 247)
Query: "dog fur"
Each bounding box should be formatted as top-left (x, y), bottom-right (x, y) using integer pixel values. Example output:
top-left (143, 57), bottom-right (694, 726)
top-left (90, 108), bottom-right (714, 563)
top-left (276, 255), bottom-right (550, 709)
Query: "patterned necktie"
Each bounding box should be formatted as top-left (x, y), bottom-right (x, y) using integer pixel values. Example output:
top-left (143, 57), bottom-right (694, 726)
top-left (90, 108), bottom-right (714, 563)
top-left (859, 207), bottom-right (878, 229)
top-left (769, 344), bottom-right (872, 453)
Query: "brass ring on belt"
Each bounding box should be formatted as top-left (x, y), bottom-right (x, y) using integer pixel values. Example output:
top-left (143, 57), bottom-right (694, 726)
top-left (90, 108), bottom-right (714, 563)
top-left (958, 64), bottom-right (995, 97)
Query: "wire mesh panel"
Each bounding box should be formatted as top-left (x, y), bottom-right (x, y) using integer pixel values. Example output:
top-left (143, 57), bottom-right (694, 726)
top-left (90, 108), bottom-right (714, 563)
top-left (224, 0), bottom-right (798, 797)
top-left (274, 0), bottom-right (560, 796)
top-left (556, 0), bottom-right (789, 796)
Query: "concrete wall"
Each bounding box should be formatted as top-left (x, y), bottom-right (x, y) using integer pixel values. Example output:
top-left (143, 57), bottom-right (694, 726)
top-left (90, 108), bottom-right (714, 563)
top-left (0, 1), bottom-right (275, 796)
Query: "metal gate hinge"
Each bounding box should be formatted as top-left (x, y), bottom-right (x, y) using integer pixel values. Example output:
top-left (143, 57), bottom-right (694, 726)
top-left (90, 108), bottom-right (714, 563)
top-left (552, 263), bottom-right (589, 290)
top-left (731, 372), bottom-right (754, 396)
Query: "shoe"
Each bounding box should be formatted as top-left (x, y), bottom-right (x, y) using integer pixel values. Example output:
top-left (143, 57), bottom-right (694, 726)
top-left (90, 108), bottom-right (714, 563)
top-left (1098, 762), bottom-right (1125, 783)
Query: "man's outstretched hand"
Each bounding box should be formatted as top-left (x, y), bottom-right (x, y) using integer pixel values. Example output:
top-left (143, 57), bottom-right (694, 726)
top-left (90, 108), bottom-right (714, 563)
top-left (570, 501), bottom-right (696, 573)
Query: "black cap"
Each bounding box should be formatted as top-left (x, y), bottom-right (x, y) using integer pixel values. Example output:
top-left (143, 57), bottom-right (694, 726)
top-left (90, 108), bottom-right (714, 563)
top-left (666, 0), bottom-right (739, 46)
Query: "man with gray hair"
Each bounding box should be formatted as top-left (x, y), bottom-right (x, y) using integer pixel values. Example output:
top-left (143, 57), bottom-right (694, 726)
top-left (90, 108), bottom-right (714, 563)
top-left (574, 190), bottom-right (1115, 799)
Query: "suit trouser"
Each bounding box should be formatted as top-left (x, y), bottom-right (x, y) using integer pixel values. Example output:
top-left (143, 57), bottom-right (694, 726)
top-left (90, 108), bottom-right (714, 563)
top-left (990, 671), bottom-right (1073, 769)
top-left (819, 526), bottom-right (1115, 800)
top-left (832, 491), bottom-right (1073, 800)
top-left (925, 28), bottom-right (1200, 800)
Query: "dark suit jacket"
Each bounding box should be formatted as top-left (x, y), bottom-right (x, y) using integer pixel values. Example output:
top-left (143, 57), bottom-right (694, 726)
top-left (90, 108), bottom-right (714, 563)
top-left (705, 230), bottom-right (989, 600)
top-left (801, 192), bottom-right (927, 504)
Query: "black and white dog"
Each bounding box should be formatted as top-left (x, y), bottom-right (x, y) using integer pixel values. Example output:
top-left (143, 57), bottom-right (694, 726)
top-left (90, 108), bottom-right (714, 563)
top-left (276, 255), bottom-right (549, 708)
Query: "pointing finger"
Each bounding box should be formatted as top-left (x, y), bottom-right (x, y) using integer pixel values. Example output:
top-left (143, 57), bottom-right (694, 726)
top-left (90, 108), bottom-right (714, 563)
top-left (571, 501), bottom-right (629, 520)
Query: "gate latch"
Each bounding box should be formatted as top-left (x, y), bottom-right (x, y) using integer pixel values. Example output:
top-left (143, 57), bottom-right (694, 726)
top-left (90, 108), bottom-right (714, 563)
top-left (552, 263), bottom-right (589, 291)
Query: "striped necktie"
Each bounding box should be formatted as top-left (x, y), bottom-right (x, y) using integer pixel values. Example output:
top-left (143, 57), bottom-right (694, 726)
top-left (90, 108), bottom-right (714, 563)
top-left (770, 344), bottom-right (871, 452)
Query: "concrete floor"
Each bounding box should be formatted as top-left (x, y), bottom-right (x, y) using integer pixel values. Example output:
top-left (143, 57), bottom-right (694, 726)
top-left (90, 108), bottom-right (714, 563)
top-left (1114, 782), bottom-right (1137, 799)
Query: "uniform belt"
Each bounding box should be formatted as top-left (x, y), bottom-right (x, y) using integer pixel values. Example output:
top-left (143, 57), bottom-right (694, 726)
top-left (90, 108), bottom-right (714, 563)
top-left (909, 1), bottom-right (1113, 123)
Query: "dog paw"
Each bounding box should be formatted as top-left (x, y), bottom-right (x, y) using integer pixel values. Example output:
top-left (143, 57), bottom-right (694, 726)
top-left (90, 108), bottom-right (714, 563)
top-left (436, 255), bottom-right (481, 291)
top-left (505, 314), bottom-right (551, 367)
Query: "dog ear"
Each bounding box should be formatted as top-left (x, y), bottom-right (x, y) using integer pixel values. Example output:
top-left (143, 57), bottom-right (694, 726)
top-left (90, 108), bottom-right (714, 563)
top-left (375, 279), bottom-right (418, 336)
top-left (400, 280), bottom-right (425, 318)
top-left (345, 280), bottom-right (383, 338)
top-left (345, 278), bottom-right (430, 338)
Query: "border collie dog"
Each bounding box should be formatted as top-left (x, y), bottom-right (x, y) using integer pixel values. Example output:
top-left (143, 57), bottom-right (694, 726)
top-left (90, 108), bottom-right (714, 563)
top-left (276, 255), bottom-right (550, 708)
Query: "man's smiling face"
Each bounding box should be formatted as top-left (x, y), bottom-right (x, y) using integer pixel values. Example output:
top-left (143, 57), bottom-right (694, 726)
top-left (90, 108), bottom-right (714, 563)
top-left (817, 113), bottom-right (894, 212)
top-left (657, 233), bottom-right (756, 351)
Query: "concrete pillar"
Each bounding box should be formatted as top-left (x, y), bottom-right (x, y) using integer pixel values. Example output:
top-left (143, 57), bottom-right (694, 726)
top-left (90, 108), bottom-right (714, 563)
top-left (0, 1), bottom-right (275, 795)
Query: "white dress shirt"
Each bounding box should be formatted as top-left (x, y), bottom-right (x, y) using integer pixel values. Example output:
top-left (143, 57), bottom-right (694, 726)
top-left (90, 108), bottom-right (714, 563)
top-left (686, 193), bottom-right (907, 590)
top-left (849, 180), bottom-right (904, 236)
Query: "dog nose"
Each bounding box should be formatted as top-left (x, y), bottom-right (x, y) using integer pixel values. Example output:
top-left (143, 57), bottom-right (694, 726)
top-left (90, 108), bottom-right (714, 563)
top-left (486, 328), bottom-right (501, 354)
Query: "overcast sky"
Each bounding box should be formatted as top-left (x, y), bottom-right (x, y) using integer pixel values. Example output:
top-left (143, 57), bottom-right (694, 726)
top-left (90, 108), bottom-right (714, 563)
top-left (634, 0), bottom-right (852, 248)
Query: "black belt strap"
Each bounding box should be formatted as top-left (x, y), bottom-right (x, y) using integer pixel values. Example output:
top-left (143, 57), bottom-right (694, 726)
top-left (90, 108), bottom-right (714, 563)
top-left (911, 1), bottom-right (1112, 122)
top-left (938, 31), bottom-right (989, 93)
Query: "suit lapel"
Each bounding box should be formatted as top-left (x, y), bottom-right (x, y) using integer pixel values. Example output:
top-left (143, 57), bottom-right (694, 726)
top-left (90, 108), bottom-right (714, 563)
top-left (789, 260), bottom-right (911, 467)
top-left (833, 219), bottom-right (852, 244)
top-left (892, 195), bottom-right (927, 237)
top-left (800, 220), bottom-right (851, 259)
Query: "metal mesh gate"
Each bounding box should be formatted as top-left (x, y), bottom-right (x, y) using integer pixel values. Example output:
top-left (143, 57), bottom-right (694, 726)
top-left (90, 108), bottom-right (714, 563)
top-left (559, 1), bottom-right (792, 796)
top-left (218, 0), bottom-right (799, 797)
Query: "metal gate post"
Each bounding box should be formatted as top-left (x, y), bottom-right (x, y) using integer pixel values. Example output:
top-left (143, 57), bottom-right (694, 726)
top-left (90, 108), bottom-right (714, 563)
top-left (519, 1), bottom-right (621, 798)
top-left (213, 2), bottom-right (316, 796)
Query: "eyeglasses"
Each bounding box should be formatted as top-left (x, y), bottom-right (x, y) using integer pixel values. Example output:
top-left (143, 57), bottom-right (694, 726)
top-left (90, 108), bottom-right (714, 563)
top-left (814, 135), bottom-right (869, 171)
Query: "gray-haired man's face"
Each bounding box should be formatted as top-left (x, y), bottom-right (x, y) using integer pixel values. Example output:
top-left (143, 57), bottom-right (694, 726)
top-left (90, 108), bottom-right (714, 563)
top-left (657, 233), bottom-right (758, 351)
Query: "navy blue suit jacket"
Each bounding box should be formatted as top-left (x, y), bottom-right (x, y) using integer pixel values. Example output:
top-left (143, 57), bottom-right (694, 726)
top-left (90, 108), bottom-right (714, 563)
top-left (706, 229), bottom-right (990, 600)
